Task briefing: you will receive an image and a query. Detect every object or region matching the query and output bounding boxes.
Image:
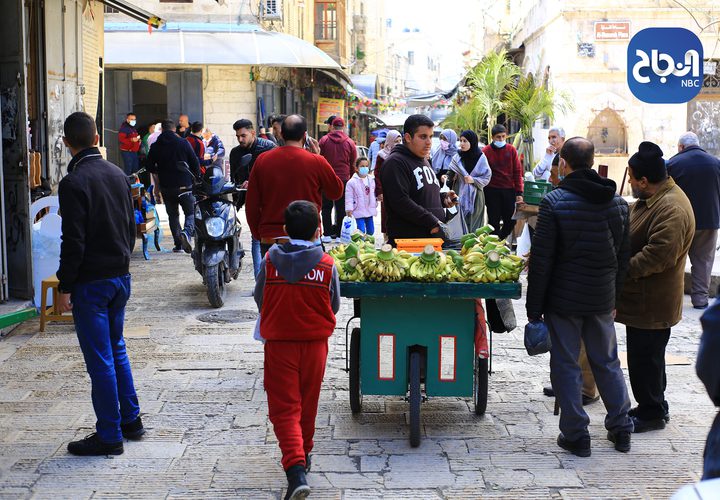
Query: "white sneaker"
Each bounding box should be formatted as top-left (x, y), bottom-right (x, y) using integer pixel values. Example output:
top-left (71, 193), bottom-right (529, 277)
top-left (321, 236), bottom-right (332, 244)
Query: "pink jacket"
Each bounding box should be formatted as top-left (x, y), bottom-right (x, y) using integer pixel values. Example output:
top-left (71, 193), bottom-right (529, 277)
top-left (345, 174), bottom-right (377, 218)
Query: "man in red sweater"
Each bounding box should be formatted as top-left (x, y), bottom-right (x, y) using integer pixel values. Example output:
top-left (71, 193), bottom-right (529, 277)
top-left (118, 113), bottom-right (140, 175)
top-left (254, 200), bottom-right (341, 499)
top-left (482, 124), bottom-right (524, 240)
top-left (246, 114), bottom-right (344, 255)
top-left (319, 117), bottom-right (357, 239)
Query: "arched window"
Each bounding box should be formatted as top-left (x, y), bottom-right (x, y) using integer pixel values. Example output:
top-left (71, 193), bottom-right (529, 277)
top-left (587, 108), bottom-right (627, 154)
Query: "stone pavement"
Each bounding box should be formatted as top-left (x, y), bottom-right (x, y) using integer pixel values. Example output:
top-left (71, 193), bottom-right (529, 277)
top-left (0, 208), bottom-right (717, 499)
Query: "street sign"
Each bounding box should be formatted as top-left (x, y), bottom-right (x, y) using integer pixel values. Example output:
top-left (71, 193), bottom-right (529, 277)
top-left (595, 21), bottom-right (631, 41)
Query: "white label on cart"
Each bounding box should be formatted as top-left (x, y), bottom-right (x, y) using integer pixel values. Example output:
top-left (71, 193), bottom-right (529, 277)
top-left (439, 336), bottom-right (456, 382)
top-left (378, 334), bottom-right (395, 380)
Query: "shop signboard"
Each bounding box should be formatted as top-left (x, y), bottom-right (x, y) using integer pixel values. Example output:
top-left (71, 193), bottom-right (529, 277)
top-left (595, 21), bottom-right (630, 41)
top-left (317, 98), bottom-right (345, 125)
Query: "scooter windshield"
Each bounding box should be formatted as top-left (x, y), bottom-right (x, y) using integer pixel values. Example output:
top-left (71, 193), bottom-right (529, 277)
top-left (202, 166), bottom-right (226, 196)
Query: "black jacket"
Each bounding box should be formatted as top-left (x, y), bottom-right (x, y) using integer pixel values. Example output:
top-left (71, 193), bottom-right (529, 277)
top-left (379, 144), bottom-right (448, 243)
top-left (146, 130), bottom-right (200, 189)
top-left (57, 148), bottom-right (136, 292)
top-left (526, 168), bottom-right (630, 317)
top-left (667, 145), bottom-right (720, 230)
top-left (230, 137), bottom-right (276, 207)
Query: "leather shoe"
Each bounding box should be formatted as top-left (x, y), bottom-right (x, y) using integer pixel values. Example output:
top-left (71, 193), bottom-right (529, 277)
top-left (67, 433), bottom-right (123, 456)
top-left (629, 406), bottom-right (670, 423)
top-left (557, 433), bottom-right (591, 457)
top-left (607, 430), bottom-right (631, 452)
top-left (693, 303), bottom-right (709, 310)
top-left (631, 415), bottom-right (666, 433)
top-left (543, 386), bottom-right (599, 406)
top-left (121, 416), bottom-right (146, 440)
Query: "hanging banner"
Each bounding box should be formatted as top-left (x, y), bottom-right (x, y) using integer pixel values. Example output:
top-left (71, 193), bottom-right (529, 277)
top-left (317, 98), bottom-right (345, 125)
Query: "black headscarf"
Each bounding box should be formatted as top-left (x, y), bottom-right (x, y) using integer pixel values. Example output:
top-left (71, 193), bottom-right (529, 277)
top-left (458, 130), bottom-right (482, 172)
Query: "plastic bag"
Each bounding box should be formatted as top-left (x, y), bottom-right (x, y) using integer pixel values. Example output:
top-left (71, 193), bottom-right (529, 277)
top-left (339, 215), bottom-right (357, 243)
top-left (524, 320), bottom-right (552, 356)
top-left (516, 223), bottom-right (531, 259)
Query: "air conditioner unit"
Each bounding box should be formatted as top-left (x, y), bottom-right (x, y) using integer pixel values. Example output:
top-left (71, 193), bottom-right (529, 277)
top-left (262, 0), bottom-right (282, 20)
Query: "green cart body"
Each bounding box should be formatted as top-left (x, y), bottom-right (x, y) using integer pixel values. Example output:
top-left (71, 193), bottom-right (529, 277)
top-left (340, 282), bottom-right (521, 446)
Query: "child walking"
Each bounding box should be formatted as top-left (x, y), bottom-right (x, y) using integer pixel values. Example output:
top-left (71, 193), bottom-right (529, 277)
top-left (345, 157), bottom-right (377, 235)
top-left (254, 200), bottom-right (341, 500)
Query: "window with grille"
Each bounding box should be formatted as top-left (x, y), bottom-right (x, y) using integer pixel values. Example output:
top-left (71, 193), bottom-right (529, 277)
top-left (587, 108), bottom-right (627, 155)
top-left (315, 1), bottom-right (337, 40)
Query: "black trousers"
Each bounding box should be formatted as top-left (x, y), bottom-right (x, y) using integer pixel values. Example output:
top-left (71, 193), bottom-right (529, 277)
top-left (484, 187), bottom-right (516, 240)
top-left (321, 180), bottom-right (347, 237)
top-left (626, 326), bottom-right (671, 420)
top-left (161, 188), bottom-right (195, 248)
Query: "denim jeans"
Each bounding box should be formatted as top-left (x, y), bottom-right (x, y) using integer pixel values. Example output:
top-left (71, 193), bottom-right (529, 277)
top-left (161, 188), bottom-right (196, 248)
top-left (72, 275), bottom-right (139, 443)
top-left (120, 151), bottom-right (139, 175)
top-left (251, 238), bottom-right (262, 278)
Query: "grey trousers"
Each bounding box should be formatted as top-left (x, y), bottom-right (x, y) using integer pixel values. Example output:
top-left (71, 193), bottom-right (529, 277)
top-left (689, 229), bottom-right (719, 307)
top-left (546, 313), bottom-right (633, 441)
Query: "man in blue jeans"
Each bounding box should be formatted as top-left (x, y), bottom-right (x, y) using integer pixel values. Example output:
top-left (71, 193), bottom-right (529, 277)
top-left (56, 111), bottom-right (144, 456)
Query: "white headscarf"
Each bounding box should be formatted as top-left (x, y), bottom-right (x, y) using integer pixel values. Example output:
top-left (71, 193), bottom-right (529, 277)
top-left (378, 130), bottom-right (402, 160)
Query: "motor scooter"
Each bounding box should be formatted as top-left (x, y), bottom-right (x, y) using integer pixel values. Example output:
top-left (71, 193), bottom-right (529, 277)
top-left (181, 157), bottom-right (248, 307)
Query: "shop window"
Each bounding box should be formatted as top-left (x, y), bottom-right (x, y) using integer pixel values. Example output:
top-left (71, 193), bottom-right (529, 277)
top-left (587, 108), bottom-right (627, 155)
top-left (315, 1), bottom-right (337, 40)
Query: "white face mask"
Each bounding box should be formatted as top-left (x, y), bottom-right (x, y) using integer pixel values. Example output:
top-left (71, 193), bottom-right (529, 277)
top-left (129, 120), bottom-right (137, 127)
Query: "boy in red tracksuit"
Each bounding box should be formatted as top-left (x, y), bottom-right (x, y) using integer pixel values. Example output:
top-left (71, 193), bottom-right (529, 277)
top-left (254, 200), bottom-right (341, 500)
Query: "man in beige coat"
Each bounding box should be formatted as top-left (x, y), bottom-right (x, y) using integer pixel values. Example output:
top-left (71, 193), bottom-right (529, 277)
top-left (616, 141), bottom-right (695, 433)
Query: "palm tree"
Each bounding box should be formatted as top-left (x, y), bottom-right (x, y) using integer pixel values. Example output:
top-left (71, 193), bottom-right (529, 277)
top-left (503, 74), bottom-right (573, 170)
top-left (466, 50), bottom-right (521, 133)
top-left (440, 98), bottom-right (487, 136)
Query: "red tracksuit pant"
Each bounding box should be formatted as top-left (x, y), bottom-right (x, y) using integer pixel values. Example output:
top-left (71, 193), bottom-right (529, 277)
top-left (264, 339), bottom-right (329, 470)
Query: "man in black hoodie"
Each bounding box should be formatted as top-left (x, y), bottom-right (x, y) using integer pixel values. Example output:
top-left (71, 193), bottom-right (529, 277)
top-left (146, 119), bottom-right (201, 253)
top-left (527, 137), bottom-right (633, 457)
top-left (379, 114), bottom-right (457, 245)
top-left (56, 112), bottom-right (144, 456)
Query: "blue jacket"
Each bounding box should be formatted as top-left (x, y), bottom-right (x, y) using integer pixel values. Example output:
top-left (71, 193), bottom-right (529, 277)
top-left (667, 145), bottom-right (720, 230)
top-left (699, 296), bottom-right (720, 479)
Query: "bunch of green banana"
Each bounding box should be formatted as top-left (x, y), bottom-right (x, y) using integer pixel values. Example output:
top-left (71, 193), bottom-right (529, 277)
top-left (359, 244), bottom-right (408, 282)
top-left (464, 249), bottom-right (524, 283)
top-left (460, 225), bottom-right (506, 255)
top-left (408, 245), bottom-right (450, 282)
top-left (445, 249), bottom-right (467, 282)
top-left (351, 232), bottom-right (375, 244)
top-left (336, 256), bottom-right (364, 281)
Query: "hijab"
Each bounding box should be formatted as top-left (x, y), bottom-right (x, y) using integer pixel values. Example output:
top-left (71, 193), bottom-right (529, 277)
top-left (458, 130), bottom-right (482, 171)
top-left (431, 128), bottom-right (458, 173)
top-left (378, 130), bottom-right (401, 160)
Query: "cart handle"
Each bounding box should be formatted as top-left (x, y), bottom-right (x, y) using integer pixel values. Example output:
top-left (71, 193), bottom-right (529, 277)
top-left (344, 315), bottom-right (360, 373)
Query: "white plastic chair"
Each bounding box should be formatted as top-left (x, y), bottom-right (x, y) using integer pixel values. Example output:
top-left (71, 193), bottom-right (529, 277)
top-left (30, 196), bottom-right (62, 309)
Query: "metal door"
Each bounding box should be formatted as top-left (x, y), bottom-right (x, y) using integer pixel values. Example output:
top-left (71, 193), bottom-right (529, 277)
top-left (104, 69), bottom-right (133, 165)
top-left (167, 70), bottom-right (203, 125)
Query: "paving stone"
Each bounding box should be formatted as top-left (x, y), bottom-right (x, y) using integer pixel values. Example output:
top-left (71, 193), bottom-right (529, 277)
top-left (384, 454), bottom-right (455, 489)
top-left (360, 454), bottom-right (388, 472)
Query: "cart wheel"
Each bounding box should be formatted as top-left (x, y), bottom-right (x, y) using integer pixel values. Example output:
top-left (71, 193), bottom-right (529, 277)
top-left (474, 356), bottom-right (489, 415)
top-left (409, 351), bottom-right (422, 447)
top-left (349, 328), bottom-right (362, 413)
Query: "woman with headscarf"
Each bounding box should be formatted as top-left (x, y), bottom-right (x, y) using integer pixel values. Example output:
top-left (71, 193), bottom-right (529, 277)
top-left (448, 130), bottom-right (492, 232)
top-left (431, 129), bottom-right (458, 179)
top-left (374, 129), bottom-right (402, 240)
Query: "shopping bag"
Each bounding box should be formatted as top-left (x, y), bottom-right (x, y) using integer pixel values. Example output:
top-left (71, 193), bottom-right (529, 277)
top-left (524, 320), bottom-right (551, 356)
top-left (339, 215), bottom-right (357, 243)
top-left (516, 223), bottom-right (531, 258)
top-left (485, 298), bottom-right (517, 333)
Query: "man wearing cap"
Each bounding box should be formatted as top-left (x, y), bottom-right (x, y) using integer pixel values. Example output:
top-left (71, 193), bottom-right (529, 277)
top-left (368, 130), bottom-right (386, 171)
top-left (319, 117), bottom-right (357, 239)
top-left (616, 141), bottom-right (695, 433)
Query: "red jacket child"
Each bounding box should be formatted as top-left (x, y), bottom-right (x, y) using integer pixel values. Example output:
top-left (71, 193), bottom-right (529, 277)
top-left (253, 200), bottom-right (341, 499)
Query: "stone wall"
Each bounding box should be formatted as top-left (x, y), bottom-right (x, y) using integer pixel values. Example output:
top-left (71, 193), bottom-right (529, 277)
top-left (202, 66), bottom-right (256, 154)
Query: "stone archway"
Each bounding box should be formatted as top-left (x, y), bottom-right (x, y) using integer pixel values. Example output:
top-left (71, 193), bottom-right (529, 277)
top-left (587, 108), bottom-right (627, 155)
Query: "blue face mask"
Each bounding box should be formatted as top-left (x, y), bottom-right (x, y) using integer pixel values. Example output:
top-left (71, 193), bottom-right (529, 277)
top-left (493, 140), bottom-right (506, 148)
top-left (129, 120), bottom-right (137, 127)
top-left (314, 237), bottom-right (322, 246)
top-left (558, 175), bottom-right (565, 181)
top-left (358, 166), bottom-right (369, 176)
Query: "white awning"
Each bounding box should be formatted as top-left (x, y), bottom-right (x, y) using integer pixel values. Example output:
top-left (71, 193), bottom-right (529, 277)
top-left (104, 25), bottom-right (341, 69)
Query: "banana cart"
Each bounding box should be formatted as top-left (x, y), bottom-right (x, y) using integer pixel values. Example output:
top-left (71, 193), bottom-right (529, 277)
top-left (341, 281), bottom-right (521, 447)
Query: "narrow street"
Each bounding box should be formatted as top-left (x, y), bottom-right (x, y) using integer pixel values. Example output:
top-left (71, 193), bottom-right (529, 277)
top-left (0, 209), bottom-right (714, 499)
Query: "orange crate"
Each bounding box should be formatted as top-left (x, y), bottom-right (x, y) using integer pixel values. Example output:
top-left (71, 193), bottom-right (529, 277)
top-left (395, 238), bottom-right (444, 253)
